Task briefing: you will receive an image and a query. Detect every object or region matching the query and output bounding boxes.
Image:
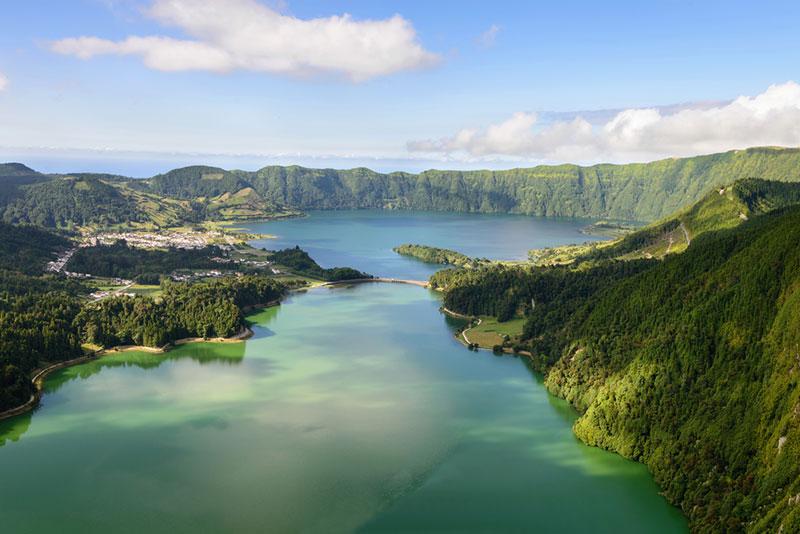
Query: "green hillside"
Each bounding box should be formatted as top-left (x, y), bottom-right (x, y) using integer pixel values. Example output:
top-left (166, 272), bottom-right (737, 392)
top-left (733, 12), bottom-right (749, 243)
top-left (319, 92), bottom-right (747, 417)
top-left (0, 172), bottom-right (296, 230)
top-left (0, 163), bottom-right (51, 205)
top-left (4, 146), bottom-right (800, 229)
top-left (142, 147), bottom-right (800, 221)
top-left (541, 207), bottom-right (800, 532)
top-left (0, 222), bottom-right (72, 274)
top-left (433, 190), bottom-right (800, 531)
top-left (142, 165), bottom-right (251, 199)
top-left (530, 178), bottom-right (800, 265)
top-left (393, 243), bottom-right (483, 268)
top-left (1, 176), bottom-right (145, 228)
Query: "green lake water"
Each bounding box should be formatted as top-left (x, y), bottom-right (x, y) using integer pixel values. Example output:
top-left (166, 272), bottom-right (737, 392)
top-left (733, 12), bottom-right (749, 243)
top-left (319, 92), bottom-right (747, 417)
top-left (0, 213), bottom-right (686, 532)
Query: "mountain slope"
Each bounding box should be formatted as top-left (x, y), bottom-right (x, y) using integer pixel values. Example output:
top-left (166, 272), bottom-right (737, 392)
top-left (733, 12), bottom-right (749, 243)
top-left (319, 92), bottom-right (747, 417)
top-left (142, 147), bottom-right (800, 221)
top-left (434, 192), bottom-right (800, 532)
top-left (0, 222), bottom-right (72, 274)
top-left (1, 176), bottom-right (146, 228)
top-left (143, 165), bottom-right (251, 199)
top-left (4, 146), bottom-right (800, 229)
top-left (0, 163), bottom-right (51, 205)
top-left (528, 178), bottom-right (800, 265)
top-left (541, 206), bottom-right (800, 532)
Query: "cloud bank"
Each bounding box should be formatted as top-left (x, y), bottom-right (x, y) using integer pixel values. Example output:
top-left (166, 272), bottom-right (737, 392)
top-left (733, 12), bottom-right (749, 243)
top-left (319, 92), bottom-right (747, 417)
top-left (408, 82), bottom-right (800, 162)
top-left (51, 0), bottom-right (439, 82)
top-left (0, 72), bottom-right (7, 91)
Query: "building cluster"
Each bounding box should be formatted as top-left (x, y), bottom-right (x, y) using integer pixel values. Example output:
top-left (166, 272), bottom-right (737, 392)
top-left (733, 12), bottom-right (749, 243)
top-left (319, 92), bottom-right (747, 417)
top-left (46, 247), bottom-right (78, 273)
top-left (170, 270), bottom-right (228, 282)
top-left (87, 231), bottom-right (231, 250)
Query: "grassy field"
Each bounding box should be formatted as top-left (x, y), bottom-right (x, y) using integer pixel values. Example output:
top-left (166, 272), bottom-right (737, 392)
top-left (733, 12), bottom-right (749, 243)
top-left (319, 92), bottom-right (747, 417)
top-left (128, 284), bottom-right (163, 298)
top-left (463, 316), bottom-right (526, 347)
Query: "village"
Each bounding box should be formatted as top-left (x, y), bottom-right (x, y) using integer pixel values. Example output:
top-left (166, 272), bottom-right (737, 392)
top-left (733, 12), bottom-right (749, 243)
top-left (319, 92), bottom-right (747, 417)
top-left (45, 228), bottom-right (282, 301)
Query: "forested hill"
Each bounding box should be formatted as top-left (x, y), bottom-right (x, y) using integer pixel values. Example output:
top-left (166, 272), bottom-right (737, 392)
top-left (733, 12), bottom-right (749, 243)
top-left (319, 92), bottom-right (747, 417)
top-left (0, 163), bottom-right (51, 205)
top-left (2, 175), bottom-right (147, 228)
top-left (0, 167), bottom-right (297, 229)
top-left (141, 146), bottom-right (800, 221)
top-left (434, 202), bottom-right (800, 532)
top-left (0, 222), bottom-right (71, 274)
top-left (4, 146), bottom-right (800, 227)
top-left (554, 178), bottom-right (800, 263)
top-left (546, 206), bottom-right (800, 532)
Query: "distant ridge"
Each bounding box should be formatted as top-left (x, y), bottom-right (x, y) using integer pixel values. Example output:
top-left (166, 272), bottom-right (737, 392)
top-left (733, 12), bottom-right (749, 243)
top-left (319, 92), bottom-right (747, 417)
top-left (139, 146), bottom-right (800, 221)
top-left (4, 146), bottom-right (800, 227)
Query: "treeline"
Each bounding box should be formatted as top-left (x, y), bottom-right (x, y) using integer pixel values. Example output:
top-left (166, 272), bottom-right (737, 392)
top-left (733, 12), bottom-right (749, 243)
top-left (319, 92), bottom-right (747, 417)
top-left (0, 222), bottom-right (72, 274)
top-left (437, 205), bottom-right (800, 532)
top-left (431, 260), bottom-right (653, 324)
top-left (141, 147), bottom-right (800, 221)
top-left (535, 178), bottom-right (800, 266)
top-left (76, 276), bottom-right (285, 348)
top-left (270, 246), bottom-right (369, 281)
top-left (6, 147), bottom-right (800, 230)
top-left (0, 271), bottom-right (86, 411)
top-left (0, 163), bottom-right (50, 206)
top-left (2, 176), bottom-right (144, 228)
top-left (0, 271), bottom-right (286, 412)
top-left (66, 241), bottom-right (229, 281)
top-left (393, 243), bottom-right (481, 267)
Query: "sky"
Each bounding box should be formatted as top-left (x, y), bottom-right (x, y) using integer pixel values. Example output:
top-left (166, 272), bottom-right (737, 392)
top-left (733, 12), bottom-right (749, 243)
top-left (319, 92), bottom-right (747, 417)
top-left (1, 0), bottom-right (800, 176)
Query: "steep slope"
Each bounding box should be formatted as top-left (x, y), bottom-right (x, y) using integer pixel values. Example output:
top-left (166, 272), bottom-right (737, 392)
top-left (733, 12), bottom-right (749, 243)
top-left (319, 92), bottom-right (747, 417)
top-left (0, 222), bottom-right (72, 274)
top-left (532, 178), bottom-right (800, 264)
top-left (435, 197), bottom-right (800, 532)
top-left (202, 187), bottom-right (299, 221)
top-left (5, 146), bottom-right (800, 228)
top-left (142, 147), bottom-right (800, 221)
top-left (1, 176), bottom-right (145, 228)
top-left (0, 163), bottom-right (51, 205)
top-left (541, 207), bottom-right (800, 532)
top-left (144, 165), bottom-right (251, 199)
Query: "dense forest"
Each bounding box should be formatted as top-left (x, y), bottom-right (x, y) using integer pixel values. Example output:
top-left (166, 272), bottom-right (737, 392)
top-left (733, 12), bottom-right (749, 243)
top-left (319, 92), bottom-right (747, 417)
top-left (0, 271), bottom-right (86, 411)
top-left (393, 243), bottom-right (482, 268)
top-left (76, 276), bottom-right (285, 348)
top-left (2, 176), bottom-right (146, 228)
top-left (0, 216), bottom-right (370, 412)
top-left (141, 147), bottom-right (800, 221)
top-left (0, 269), bottom-right (287, 412)
top-left (5, 146), bottom-right (800, 231)
top-left (431, 259), bottom-right (654, 324)
top-left (0, 222), bottom-right (72, 274)
top-left (436, 204), bottom-right (800, 532)
top-left (0, 163), bottom-right (51, 206)
top-left (66, 241), bottom-right (230, 281)
top-left (270, 246), bottom-right (369, 281)
top-left (0, 225), bottom-right (86, 410)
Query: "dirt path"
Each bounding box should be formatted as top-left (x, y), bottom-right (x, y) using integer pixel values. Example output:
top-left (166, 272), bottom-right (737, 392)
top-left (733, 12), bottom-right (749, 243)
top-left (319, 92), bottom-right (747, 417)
top-left (680, 222), bottom-right (691, 246)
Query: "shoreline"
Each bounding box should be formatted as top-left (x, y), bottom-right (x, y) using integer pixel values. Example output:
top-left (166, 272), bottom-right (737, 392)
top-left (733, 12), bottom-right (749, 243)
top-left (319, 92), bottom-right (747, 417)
top-left (0, 281), bottom-right (427, 424)
top-left (0, 323), bottom-right (257, 423)
top-left (441, 306), bottom-right (534, 357)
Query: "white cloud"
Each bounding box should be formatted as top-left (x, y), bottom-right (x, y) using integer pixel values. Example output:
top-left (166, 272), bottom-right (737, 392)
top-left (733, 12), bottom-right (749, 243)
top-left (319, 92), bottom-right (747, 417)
top-left (408, 82), bottom-right (800, 162)
top-left (476, 24), bottom-right (500, 48)
top-left (51, 0), bottom-right (440, 82)
top-left (0, 72), bottom-right (8, 91)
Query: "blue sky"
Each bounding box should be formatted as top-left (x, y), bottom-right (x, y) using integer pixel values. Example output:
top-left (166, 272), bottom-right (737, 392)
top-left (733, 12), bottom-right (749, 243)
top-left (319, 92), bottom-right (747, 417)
top-left (1, 0), bottom-right (799, 175)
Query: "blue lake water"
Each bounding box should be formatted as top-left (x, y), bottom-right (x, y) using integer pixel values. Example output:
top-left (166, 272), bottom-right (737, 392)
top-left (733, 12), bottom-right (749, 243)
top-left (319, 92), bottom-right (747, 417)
top-left (241, 210), bottom-right (607, 279)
